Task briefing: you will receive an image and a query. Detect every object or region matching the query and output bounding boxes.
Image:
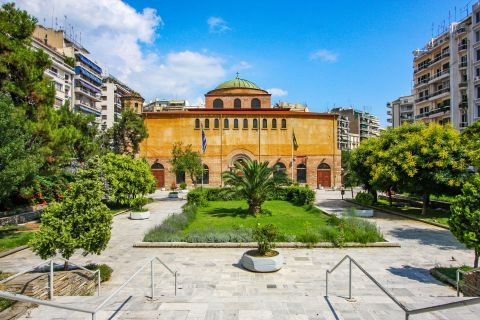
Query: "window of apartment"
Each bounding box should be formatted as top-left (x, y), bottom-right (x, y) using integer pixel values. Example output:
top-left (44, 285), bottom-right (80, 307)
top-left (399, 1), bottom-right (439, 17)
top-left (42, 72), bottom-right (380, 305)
top-left (477, 86), bottom-right (480, 99)
top-left (262, 119), bottom-right (268, 129)
top-left (214, 118), bottom-right (219, 129)
top-left (102, 96), bottom-right (107, 101)
top-left (55, 82), bottom-right (62, 91)
top-left (442, 47), bottom-right (449, 55)
top-left (272, 119), bottom-right (277, 129)
top-left (243, 119), bottom-right (248, 129)
top-left (224, 118), bottom-right (229, 129)
top-left (477, 49), bottom-right (480, 62)
top-left (281, 119), bottom-right (287, 129)
top-left (50, 67), bottom-right (58, 75)
top-left (102, 105), bottom-right (107, 110)
top-left (233, 119), bottom-right (239, 129)
top-left (102, 115), bottom-right (107, 120)
top-left (477, 68), bottom-right (480, 77)
top-left (195, 119), bottom-right (200, 129)
top-left (476, 11), bottom-right (480, 23)
top-left (461, 111), bottom-right (468, 123)
top-left (443, 63), bottom-right (449, 70)
top-left (477, 104), bottom-right (480, 118)
top-left (205, 119), bottom-right (210, 129)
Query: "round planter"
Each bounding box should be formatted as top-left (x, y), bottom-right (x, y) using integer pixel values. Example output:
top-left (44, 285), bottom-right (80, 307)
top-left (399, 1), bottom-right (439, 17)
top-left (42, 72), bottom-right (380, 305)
top-left (354, 209), bottom-right (374, 217)
top-left (129, 210), bottom-right (150, 220)
top-left (168, 192), bottom-right (179, 199)
top-left (240, 250), bottom-right (283, 273)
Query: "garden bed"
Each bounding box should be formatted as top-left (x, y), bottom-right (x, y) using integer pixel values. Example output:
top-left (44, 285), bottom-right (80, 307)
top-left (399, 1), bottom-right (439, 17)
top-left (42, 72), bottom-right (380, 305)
top-left (143, 200), bottom-right (385, 246)
top-left (0, 223), bottom-right (38, 253)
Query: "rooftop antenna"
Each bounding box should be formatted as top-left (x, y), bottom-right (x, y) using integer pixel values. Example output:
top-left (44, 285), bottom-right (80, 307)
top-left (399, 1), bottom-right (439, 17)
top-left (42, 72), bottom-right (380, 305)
top-left (64, 15), bottom-right (67, 32)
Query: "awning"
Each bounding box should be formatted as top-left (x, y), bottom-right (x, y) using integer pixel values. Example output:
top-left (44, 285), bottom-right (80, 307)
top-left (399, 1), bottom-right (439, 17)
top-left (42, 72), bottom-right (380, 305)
top-left (77, 53), bottom-right (102, 74)
top-left (78, 79), bottom-right (101, 93)
top-left (76, 104), bottom-right (101, 116)
top-left (75, 66), bottom-right (102, 86)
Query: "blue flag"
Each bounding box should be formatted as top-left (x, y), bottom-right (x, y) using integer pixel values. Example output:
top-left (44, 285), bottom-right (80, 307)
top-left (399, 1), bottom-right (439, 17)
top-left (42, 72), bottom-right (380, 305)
top-left (201, 124), bottom-right (207, 154)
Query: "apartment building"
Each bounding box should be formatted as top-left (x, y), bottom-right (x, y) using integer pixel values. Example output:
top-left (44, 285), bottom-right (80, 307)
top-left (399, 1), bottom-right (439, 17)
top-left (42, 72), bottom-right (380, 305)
top-left (31, 34), bottom-right (74, 109)
top-left (330, 107), bottom-right (381, 148)
top-left (33, 26), bottom-right (103, 121)
top-left (386, 95), bottom-right (414, 128)
top-left (412, 15), bottom-right (471, 130)
top-left (143, 99), bottom-right (188, 112)
top-left (99, 76), bottom-right (136, 129)
top-left (337, 115), bottom-right (350, 150)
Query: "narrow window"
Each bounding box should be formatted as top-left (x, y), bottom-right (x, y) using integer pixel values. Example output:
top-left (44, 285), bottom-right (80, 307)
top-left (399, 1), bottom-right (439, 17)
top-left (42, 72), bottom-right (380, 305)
top-left (214, 118), bottom-right (219, 129)
top-left (251, 98), bottom-right (261, 109)
top-left (234, 98), bottom-right (241, 109)
top-left (213, 98), bottom-right (223, 109)
top-left (243, 119), bottom-right (248, 128)
top-left (281, 119), bottom-right (287, 129)
top-left (272, 119), bottom-right (277, 128)
top-left (205, 119), bottom-right (210, 129)
top-left (195, 119), bottom-right (200, 129)
top-left (253, 119), bottom-right (258, 129)
top-left (224, 118), bottom-right (229, 129)
top-left (234, 119), bottom-right (239, 129)
top-left (262, 119), bottom-right (268, 128)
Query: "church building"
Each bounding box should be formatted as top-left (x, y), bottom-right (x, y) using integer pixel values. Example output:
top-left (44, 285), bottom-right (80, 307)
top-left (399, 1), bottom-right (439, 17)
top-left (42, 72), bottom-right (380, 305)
top-left (140, 76), bottom-right (341, 189)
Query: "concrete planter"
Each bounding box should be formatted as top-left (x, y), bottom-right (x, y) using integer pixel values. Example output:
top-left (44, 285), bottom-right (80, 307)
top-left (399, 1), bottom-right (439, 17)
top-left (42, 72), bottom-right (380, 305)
top-left (129, 210), bottom-right (150, 220)
top-left (354, 209), bottom-right (374, 217)
top-left (168, 192), bottom-right (179, 199)
top-left (240, 250), bottom-right (283, 272)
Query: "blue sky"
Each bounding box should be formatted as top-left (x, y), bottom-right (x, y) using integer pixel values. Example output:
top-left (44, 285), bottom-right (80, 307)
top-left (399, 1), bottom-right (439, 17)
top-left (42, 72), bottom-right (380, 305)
top-left (15, 0), bottom-right (472, 126)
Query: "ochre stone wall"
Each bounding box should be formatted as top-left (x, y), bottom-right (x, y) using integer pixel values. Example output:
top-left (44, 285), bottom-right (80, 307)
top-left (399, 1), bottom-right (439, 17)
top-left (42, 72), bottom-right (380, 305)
top-left (141, 110), bottom-right (341, 189)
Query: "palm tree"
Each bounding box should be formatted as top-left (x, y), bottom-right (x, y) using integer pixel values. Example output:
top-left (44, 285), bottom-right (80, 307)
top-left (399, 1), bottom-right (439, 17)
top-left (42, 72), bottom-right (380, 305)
top-left (222, 159), bottom-right (288, 215)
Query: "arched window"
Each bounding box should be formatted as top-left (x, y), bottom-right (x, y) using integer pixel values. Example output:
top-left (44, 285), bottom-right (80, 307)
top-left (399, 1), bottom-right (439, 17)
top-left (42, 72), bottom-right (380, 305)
top-left (243, 119), bottom-right (248, 129)
top-left (202, 164), bottom-right (209, 184)
top-left (272, 119), bottom-right (277, 129)
top-left (176, 171), bottom-right (185, 184)
top-left (224, 118), bottom-right (229, 129)
top-left (151, 162), bottom-right (164, 170)
top-left (234, 98), bottom-right (241, 109)
top-left (205, 119), bottom-right (210, 129)
top-left (214, 118), bottom-right (219, 129)
top-left (234, 119), bottom-right (239, 129)
top-left (253, 119), bottom-right (258, 129)
top-left (281, 118), bottom-right (287, 129)
top-left (251, 98), bottom-right (261, 109)
top-left (297, 164), bottom-right (307, 183)
top-left (213, 98), bottom-right (223, 109)
top-left (262, 119), bottom-right (268, 129)
top-left (273, 162), bottom-right (286, 177)
top-left (195, 119), bottom-right (200, 129)
top-left (318, 163), bottom-right (331, 170)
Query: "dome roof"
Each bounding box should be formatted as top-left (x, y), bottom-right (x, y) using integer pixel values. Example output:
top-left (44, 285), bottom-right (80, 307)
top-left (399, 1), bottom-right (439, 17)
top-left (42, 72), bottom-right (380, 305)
top-left (215, 75), bottom-right (261, 90)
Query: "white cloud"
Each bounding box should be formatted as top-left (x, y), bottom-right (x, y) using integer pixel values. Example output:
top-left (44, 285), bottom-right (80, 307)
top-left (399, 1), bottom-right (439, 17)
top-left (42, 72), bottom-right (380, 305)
top-left (230, 60), bottom-right (252, 72)
top-left (267, 88), bottom-right (288, 97)
top-left (14, 0), bottom-right (232, 101)
top-left (310, 49), bottom-right (338, 62)
top-left (207, 16), bottom-right (230, 33)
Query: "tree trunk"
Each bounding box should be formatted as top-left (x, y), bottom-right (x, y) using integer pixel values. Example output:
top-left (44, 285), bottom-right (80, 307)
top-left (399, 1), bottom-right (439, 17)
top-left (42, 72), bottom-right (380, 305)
top-left (64, 260), bottom-right (69, 271)
top-left (475, 248), bottom-right (479, 268)
top-left (388, 188), bottom-right (393, 207)
top-left (422, 193), bottom-right (430, 216)
top-left (248, 202), bottom-right (261, 215)
top-left (369, 189), bottom-right (378, 204)
top-left (350, 187), bottom-right (354, 199)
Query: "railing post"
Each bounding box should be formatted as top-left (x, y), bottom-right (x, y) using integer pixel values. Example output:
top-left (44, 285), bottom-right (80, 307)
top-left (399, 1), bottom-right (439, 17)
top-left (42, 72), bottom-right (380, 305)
top-left (97, 271), bottom-right (101, 296)
top-left (405, 311), bottom-right (409, 320)
top-left (92, 312), bottom-right (96, 320)
top-left (456, 270), bottom-right (460, 297)
top-left (49, 260), bottom-right (54, 300)
top-left (174, 271), bottom-right (177, 296)
top-left (325, 271), bottom-right (329, 297)
top-left (349, 258), bottom-right (352, 300)
top-left (151, 260), bottom-right (155, 299)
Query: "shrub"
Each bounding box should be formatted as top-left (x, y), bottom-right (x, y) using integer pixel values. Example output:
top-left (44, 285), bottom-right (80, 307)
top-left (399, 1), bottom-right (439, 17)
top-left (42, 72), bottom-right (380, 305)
top-left (253, 223), bottom-right (278, 255)
top-left (355, 192), bottom-right (374, 206)
top-left (85, 263), bottom-right (113, 282)
top-left (285, 186), bottom-right (315, 205)
top-left (186, 188), bottom-right (208, 207)
top-left (131, 197), bottom-right (149, 211)
top-left (143, 203), bottom-right (197, 242)
top-left (296, 222), bottom-right (320, 247)
top-left (184, 227), bottom-right (253, 243)
top-left (179, 182), bottom-right (187, 190)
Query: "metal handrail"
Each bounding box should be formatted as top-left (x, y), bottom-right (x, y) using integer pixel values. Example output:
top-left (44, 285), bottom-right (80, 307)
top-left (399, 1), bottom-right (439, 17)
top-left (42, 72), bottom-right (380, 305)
top-left (326, 255), bottom-right (480, 319)
top-left (0, 256), bottom-right (177, 320)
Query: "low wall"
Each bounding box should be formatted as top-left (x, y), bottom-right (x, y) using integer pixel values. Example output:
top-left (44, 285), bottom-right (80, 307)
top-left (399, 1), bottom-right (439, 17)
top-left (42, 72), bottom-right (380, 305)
top-left (0, 205), bottom-right (44, 226)
top-left (378, 195), bottom-right (451, 210)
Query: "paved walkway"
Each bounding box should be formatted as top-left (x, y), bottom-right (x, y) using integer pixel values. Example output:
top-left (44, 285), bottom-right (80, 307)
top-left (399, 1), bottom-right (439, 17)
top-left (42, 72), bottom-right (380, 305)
top-left (1, 190), bottom-right (478, 319)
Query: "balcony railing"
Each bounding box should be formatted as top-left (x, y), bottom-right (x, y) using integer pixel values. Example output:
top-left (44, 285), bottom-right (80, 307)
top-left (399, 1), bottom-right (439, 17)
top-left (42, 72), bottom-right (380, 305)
top-left (429, 87), bottom-right (450, 99)
top-left (429, 105), bottom-right (451, 116)
top-left (458, 43), bottom-right (468, 51)
top-left (459, 61), bottom-right (468, 68)
top-left (429, 69), bottom-right (450, 83)
top-left (415, 96), bottom-right (429, 103)
top-left (459, 101), bottom-right (468, 109)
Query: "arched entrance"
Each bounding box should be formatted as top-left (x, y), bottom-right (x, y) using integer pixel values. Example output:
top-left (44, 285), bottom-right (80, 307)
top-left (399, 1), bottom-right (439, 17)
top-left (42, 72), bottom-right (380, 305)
top-left (317, 163), bottom-right (331, 188)
top-left (273, 162), bottom-right (286, 177)
top-left (230, 153), bottom-right (252, 177)
top-left (151, 162), bottom-right (165, 188)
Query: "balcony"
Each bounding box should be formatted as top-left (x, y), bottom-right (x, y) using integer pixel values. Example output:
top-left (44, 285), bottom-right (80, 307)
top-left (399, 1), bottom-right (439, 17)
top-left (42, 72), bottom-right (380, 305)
top-left (387, 110), bottom-right (392, 115)
top-left (415, 96), bottom-right (429, 103)
top-left (429, 105), bottom-right (451, 116)
top-left (415, 113), bottom-right (429, 119)
top-left (387, 118), bottom-right (392, 123)
top-left (429, 52), bottom-right (450, 67)
top-left (75, 86), bottom-right (101, 101)
top-left (456, 25), bottom-right (467, 35)
top-left (459, 81), bottom-right (468, 88)
top-left (429, 87), bottom-right (450, 100)
top-left (428, 69), bottom-right (449, 83)
top-left (75, 99), bottom-right (100, 115)
top-left (459, 61), bottom-right (468, 69)
top-left (459, 100), bottom-right (468, 109)
top-left (414, 78), bottom-right (430, 87)
top-left (460, 122), bottom-right (469, 128)
top-left (458, 43), bottom-right (468, 51)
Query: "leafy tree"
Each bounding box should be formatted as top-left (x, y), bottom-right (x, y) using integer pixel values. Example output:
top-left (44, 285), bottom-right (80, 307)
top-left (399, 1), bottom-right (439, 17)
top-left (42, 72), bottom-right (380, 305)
top-left (349, 137), bottom-right (379, 202)
top-left (222, 160), bottom-right (288, 215)
top-left (461, 119), bottom-right (480, 169)
top-left (169, 142), bottom-right (203, 185)
top-left (104, 108), bottom-right (148, 155)
top-left (449, 174), bottom-right (480, 267)
top-left (341, 150), bottom-right (360, 198)
top-left (0, 97), bottom-right (40, 207)
top-left (101, 153), bottom-right (155, 206)
top-left (30, 158), bottom-right (112, 269)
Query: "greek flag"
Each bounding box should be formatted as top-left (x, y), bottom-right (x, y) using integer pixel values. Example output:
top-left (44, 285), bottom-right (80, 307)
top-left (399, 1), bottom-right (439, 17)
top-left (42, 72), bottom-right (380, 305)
top-left (201, 124), bottom-right (207, 154)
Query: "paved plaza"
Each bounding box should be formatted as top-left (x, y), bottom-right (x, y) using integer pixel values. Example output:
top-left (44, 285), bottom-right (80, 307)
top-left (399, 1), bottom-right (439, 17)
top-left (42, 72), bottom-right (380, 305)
top-left (1, 190), bottom-right (479, 319)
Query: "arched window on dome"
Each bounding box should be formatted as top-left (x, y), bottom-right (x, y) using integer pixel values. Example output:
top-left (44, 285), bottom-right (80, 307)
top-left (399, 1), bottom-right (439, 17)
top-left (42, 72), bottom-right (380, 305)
top-left (194, 119), bottom-right (200, 129)
top-left (253, 119), bottom-right (258, 129)
top-left (204, 119), bottom-right (210, 129)
top-left (224, 118), bottom-right (229, 129)
top-left (234, 119), bottom-right (239, 129)
top-left (234, 98), bottom-right (241, 109)
top-left (262, 119), bottom-right (268, 129)
top-left (251, 98), bottom-right (261, 109)
top-left (272, 119), bottom-right (277, 129)
top-left (243, 119), bottom-right (248, 129)
top-left (214, 118), bottom-right (219, 129)
top-left (213, 98), bottom-right (223, 109)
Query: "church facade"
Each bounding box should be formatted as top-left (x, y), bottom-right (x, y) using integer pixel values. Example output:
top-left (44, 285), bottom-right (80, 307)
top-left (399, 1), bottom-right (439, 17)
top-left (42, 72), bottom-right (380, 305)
top-left (140, 76), bottom-right (341, 189)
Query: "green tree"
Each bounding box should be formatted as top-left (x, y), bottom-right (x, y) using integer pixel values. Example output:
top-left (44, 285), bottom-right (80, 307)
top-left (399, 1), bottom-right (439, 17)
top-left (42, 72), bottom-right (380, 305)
top-left (349, 137), bottom-right (379, 202)
top-left (30, 158), bottom-right (113, 269)
top-left (169, 142), bottom-right (203, 185)
top-left (341, 150), bottom-right (360, 198)
top-left (0, 97), bottom-right (40, 207)
top-left (105, 108), bottom-right (148, 155)
top-left (449, 174), bottom-right (480, 267)
top-left (461, 119), bottom-right (480, 169)
top-left (101, 153), bottom-right (155, 206)
top-left (222, 160), bottom-right (288, 215)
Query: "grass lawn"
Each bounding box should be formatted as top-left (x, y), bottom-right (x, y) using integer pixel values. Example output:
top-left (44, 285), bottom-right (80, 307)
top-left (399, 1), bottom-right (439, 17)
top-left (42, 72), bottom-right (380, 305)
top-left (0, 223), bottom-right (38, 253)
top-left (375, 199), bottom-right (450, 226)
top-left (0, 271), bottom-right (15, 311)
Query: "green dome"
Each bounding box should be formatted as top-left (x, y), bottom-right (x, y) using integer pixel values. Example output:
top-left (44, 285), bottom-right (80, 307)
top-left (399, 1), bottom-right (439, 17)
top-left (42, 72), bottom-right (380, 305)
top-left (215, 75), bottom-right (261, 90)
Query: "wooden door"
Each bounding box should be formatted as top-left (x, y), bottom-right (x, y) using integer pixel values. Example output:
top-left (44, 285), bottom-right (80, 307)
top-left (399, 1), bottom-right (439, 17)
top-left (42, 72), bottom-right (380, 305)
top-left (152, 169), bottom-right (165, 188)
top-left (317, 169), bottom-right (331, 188)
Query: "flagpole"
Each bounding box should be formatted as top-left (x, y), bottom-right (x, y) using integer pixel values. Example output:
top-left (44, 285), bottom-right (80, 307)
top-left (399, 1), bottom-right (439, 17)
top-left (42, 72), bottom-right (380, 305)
top-left (291, 129), bottom-right (294, 180)
top-left (201, 123), bottom-right (204, 188)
